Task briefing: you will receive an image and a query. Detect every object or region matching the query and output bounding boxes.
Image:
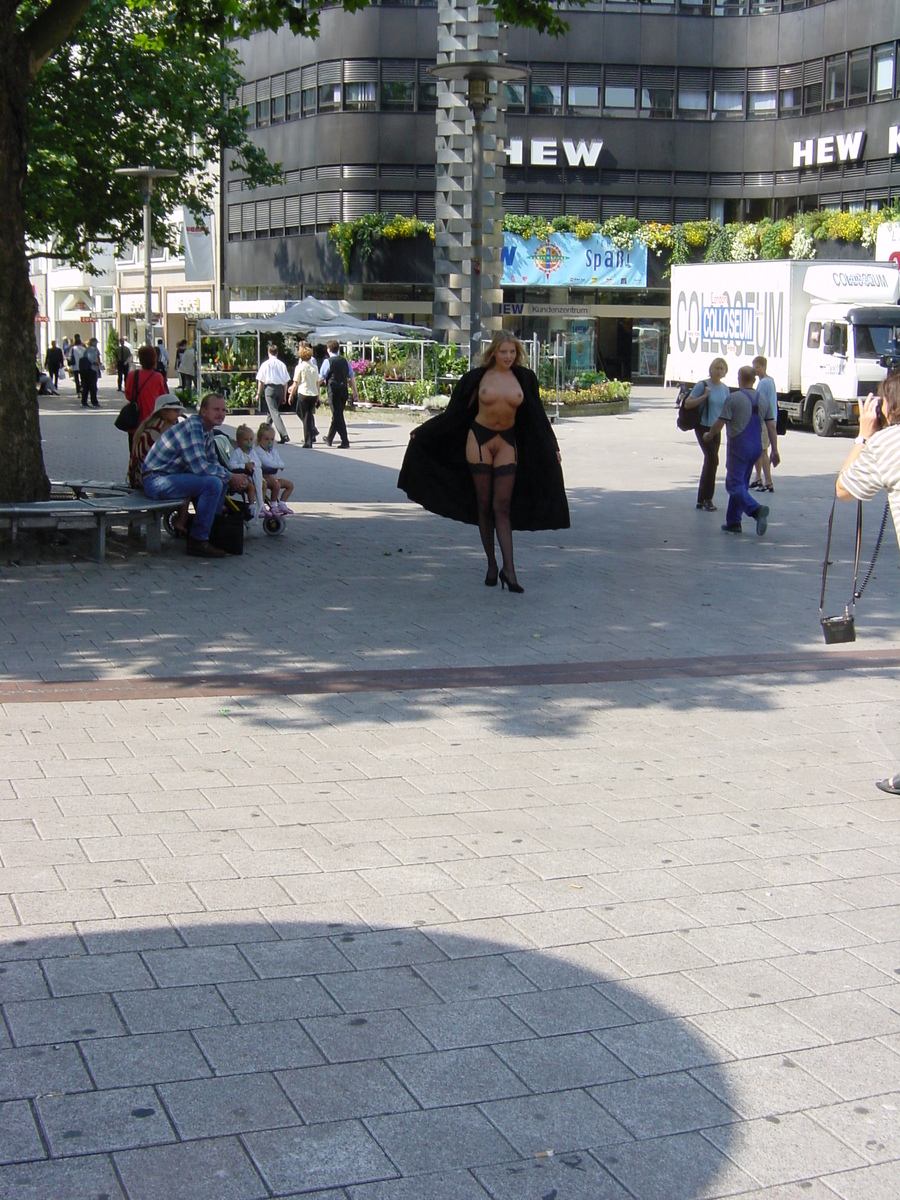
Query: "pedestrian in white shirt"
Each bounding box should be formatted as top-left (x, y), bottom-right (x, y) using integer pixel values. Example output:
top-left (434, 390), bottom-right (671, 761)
top-left (255, 343), bottom-right (291, 444)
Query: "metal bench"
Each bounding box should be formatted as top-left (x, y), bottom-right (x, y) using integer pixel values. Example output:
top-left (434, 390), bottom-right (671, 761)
top-left (0, 489), bottom-right (175, 561)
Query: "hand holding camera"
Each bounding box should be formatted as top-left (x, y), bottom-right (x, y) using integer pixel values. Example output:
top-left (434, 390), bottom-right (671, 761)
top-left (859, 392), bottom-right (885, 439)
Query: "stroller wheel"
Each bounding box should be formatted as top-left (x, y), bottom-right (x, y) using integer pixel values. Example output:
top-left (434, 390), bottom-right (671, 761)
top-left (163, 509), bottom-right (184, 538)
top-left (262, 515), bottom-right (286, 536)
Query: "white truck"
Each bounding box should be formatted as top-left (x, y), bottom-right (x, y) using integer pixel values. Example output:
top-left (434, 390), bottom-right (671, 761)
top-left (665, 260), bottom-right (900, 436)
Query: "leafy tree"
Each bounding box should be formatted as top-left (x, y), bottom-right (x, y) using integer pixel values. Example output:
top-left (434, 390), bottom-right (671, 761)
top-left (3, 0), bottom-right (575, 501)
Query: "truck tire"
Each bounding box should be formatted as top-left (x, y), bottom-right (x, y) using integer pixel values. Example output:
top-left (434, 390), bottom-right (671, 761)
top-left (812, 398), bottom-right (837, 438)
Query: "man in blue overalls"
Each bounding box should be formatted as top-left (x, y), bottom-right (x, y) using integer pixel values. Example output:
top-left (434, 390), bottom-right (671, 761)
top-left (704, 364), bottom-right (780, 535)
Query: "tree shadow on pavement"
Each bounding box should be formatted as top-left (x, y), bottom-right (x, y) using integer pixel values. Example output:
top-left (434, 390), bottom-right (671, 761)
top-left (0, 919), bottom-right (741, 1200)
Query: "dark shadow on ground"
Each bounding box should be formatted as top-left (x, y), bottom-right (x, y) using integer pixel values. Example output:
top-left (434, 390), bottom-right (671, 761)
top-left (0, 920), bottom-right (739, 1200)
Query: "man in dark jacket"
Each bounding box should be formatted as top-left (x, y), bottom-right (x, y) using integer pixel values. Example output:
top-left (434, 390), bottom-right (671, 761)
top-left (318, 340), bottom-right (358, 448)
top-left (45, 341), bottom-right (65, 389)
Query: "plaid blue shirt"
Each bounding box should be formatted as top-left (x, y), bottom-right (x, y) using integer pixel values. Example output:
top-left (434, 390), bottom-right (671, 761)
top-left (141, 413), bottom-right (230, 482)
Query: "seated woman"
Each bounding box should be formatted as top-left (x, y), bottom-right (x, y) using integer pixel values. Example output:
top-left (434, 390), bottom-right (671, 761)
top-left (398, 331), bottom-right (569, 593)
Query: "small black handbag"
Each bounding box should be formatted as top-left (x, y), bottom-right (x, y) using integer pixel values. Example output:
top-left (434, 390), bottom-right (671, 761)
top-left (819, 497), bottom-right (890, 644)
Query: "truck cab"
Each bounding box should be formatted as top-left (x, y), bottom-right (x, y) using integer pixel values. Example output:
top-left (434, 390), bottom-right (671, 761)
top-left (801, 304), bottom-right (900, 436)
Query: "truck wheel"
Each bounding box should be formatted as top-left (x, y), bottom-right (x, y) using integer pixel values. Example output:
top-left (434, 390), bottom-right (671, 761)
top-left (812, 399), bottom-right (836, 438)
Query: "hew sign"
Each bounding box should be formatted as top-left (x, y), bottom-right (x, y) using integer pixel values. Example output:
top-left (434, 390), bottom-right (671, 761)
top-left (506, 138), bottom-right (603, 168)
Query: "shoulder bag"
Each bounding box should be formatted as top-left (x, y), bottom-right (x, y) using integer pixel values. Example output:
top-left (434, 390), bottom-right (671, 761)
top-left (819, 497), bottom-right (890, 643)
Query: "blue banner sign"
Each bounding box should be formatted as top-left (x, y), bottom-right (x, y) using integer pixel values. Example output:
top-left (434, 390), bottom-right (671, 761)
top-left (701, 304), bottom-right (755, 343)
top-left (501, 233), bottom-right (648, 289)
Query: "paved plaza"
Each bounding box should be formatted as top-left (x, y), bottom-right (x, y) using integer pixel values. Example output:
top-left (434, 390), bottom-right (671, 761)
top-left (0, 379), bottom-right (897, 1197)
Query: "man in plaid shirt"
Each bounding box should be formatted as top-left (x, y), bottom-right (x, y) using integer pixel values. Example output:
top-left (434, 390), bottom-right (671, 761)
top-left (142, 393), bottom-right (251, 558)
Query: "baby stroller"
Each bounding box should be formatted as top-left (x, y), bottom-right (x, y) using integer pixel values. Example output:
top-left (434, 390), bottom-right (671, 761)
top-left (213, 429), bottom-right (288, 537)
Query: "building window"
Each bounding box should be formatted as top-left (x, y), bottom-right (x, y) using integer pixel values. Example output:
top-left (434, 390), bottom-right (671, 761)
top-left (604, 67), bottom-right (637, 114)
top-left (287, 91), bottom-right (301, 120)
top-left (678, 70), bottom-right (709, 117)
top-left (803, 61), bottom-right (823, 114)
top-left (824, 54), bottom-right (846, 110)
top-left (713, 71), bottom-right (744, 118)
top-left (641, 68), bottom-right (674, 119)
top-left (873, 44), bottom-right (895, 98)
top-left (418, 62), bottom-right (437, 110)
top-left (271, 95), bottom-right (285, 124)
top-left (345, 82), bottom-right (376, 111)
top-left (748, 89), bottom-right (776, 117)
top-left (504, 81), bottom-right (526, 112)
top-left (530, 82), bottom-right (563, 114)
top-left (319, 83), bottom-right (340, 112)
top-left (848, 49), bottom-right (870, 105)
top-left (382, 61), bottom-right (416, 110)
top-left (568, 84), bottom-right (599, 111)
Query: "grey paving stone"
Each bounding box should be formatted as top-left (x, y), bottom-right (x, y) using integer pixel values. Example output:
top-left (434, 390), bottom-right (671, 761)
top-left (217, 976), bottom-right (341, 1023)
top-left (244, 1120), bottom-right (398, 1194)
top-left (494, 1033), bottom-right (634, 1092)
top-left (238, 936), bottom-right (352, 979)
top-left (704, 1110), bottom-right (867, 1186)
top-left (4, 994), bottom-right (125, 1045)
top-left (76, 918), bottom-right (185, 954)
top-left (0, 1044), bottom-right (92, 1101)
top-left (413, 954), bottom-right (536, 1003)
top-left (303, 1010), bottom-right (432, 1063)
top-left (114, 1136), bottom-right (267, 1200)
top-left (194, 1020), bottom-right (324, 1073)
top-left (42, 951), bottom-right (155, 997)
top-left (348, 1169), bottom-right (491, 1200)
top-left (141, 945), bottom-right (257, 987)
top-left (403, 996), bottom-right (534, 1049)
top-left (323, 965), bottom-right (442, 1014)
top-left (590, 1071), bottom-right (736, 1139)
top-left (474, 1153), bottom-right (632, 1200)
top-left (504, 986), bottom-right (633, 1037)
top-left (36, 1085), bottom-right (175, 1156)
top-left (329, 929), bottom-right (447, 971)
top-left (115, 983), bottom-right (236, 1034)
top-left (810, 1092), bottom-right (900, 1164)
top-left (597, 1018), bottom-right (725, 1076)
top-left (0, 1100), bottom-right (45, 1165)
top-left (80, 1030), bottom-right (212, 1089)
top-left (822, 1159), bottom-right (900, 1199)
top-left (595, 1130), bottom-right (757, 1200)
top-left (278, 1060), bottom-right (419, 1124)
top-left (780, 992), bottom-right (900, 1042)
top-left (791, 1039), bottom-right (900, 1102)
top-left (690, 1006), bottom-right (828, 1060)
top-left (690, 1054), bottom-right (843, 1120)
top-left (387, 1046), bottom-right (528, 1108)
top-left (364, 1106), bottom-right (515, 1174)
top-left (159, 1071), bottom-right (301, 1138)
top-left (0, 1155), bottom-right (127, 1200)
top-left (480, 1088), bottom-right (630, 1157)
top-left (0, 961), bottom-right (49, 1003)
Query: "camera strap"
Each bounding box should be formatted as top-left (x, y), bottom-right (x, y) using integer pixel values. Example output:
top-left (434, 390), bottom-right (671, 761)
top-left (820, 497), bottom-right (890, 620)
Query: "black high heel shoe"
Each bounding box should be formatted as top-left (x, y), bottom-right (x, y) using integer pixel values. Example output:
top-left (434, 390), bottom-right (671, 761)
top-left (484, 566), bottom-right (498, 587)
top-left (499, 569), bottom-right (524, 594)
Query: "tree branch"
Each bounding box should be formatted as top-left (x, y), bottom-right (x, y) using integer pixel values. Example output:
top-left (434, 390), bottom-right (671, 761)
top-left (21, 0), bottom-right (95, 80)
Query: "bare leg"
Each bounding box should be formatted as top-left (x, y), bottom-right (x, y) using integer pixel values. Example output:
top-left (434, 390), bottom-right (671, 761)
top-left (470, 465), bottom-right (497, 577)
top-left (492, 465), bottom-right (517, 584)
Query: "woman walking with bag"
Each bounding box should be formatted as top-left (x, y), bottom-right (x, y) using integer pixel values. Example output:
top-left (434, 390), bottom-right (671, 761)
top-left (683, 357), bottom-right (729, 512)
top-left (288, 343), bottom-right (320, 448)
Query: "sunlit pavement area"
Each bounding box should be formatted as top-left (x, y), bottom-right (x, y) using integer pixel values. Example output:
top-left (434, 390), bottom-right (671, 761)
top-left (0, 378), bottom-right (897, 1197)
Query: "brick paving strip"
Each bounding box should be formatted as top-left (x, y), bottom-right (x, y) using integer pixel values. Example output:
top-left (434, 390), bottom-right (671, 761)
top-left (0, 646), bottom-right (896, 703)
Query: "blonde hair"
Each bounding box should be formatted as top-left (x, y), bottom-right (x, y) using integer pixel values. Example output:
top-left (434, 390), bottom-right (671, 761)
top-left (481, 331), bottom-right (525, 369)
top-left (235, 424), bottom-right (253, 442)
top-left (298, 345), bottom-right (314, 362)
top-left (709, 358), bottom-right (728, 378)
top-left (256, 423), bottom-right (274, 443)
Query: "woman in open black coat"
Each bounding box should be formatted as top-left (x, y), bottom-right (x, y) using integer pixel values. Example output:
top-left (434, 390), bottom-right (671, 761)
top-left (398, 332), bottom-right (569, 591)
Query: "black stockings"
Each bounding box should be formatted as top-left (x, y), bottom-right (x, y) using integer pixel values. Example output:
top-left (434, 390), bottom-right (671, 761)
top-left (470, 464), bottom-right (516, 578)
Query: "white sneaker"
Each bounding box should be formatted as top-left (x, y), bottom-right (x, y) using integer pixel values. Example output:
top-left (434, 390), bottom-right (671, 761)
top-left (276, 502), bottom-right (292, 515)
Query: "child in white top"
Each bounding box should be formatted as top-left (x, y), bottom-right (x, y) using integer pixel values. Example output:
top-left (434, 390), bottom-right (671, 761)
top-left (255, 423), bottom-right (294, 514)
top-left (227, 425), bottom-right (258, 507)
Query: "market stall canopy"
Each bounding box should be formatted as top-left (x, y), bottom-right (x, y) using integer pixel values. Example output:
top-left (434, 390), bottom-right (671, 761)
top-left (197, 296), bottom-right (431, 342)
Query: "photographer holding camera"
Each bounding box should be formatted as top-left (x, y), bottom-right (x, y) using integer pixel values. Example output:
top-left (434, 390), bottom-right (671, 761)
top-left (836, 369), bottom-right (900, 794)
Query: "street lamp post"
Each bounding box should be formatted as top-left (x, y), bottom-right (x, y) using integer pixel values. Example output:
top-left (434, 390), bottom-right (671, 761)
top-left (114, 167), bottom-right (178, 345)
top-left (430, 61), bottom-right (529, 364)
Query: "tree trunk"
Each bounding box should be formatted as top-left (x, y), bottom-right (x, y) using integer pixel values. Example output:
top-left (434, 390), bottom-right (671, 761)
top-left (0, 22), bottom-right (50, 502)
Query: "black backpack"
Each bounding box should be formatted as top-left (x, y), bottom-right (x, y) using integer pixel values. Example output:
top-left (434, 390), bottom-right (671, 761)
top-left (676, 382), bottom-right (702, 432)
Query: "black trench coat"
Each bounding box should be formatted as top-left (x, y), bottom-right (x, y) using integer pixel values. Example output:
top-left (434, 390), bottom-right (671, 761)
top-left (397, 365), bottom-right (570, 531)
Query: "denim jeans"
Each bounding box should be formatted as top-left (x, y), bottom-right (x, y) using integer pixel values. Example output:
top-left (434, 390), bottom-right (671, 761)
top-left (143, 473), bottom-right (226, 542)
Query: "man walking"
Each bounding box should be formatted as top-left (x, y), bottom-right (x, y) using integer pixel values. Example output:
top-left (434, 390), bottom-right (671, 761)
top-left (45, 341), bottom-right (64, 389)
top-left (70, 334), bottom-right (85, 398)
top-left (255, 342), bottom-right (291, 444)
top-left (704, 364), bottom-right (779, 535)
top-left (750, 355), bottom-right (779, 492)
top-left (116, 340), bottom-right (133, 392)
top-left (141, 393), bottom-right (250, 559)
top-left (319, 340), bottom-right (358, 448)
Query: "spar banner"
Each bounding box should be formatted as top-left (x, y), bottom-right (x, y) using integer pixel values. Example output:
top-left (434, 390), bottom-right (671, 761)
top-left (501, 232), bottom-right (648, 289)
top-left (183, 209), bottom-right (214, 283)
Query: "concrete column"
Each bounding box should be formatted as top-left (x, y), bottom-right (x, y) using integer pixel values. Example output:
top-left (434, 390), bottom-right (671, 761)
top-left (433, 0), bottom-right (507, 354)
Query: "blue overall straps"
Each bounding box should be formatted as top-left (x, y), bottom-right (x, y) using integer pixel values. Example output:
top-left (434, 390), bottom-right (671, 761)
top-left (724, 388), bottom-right (763, 529)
